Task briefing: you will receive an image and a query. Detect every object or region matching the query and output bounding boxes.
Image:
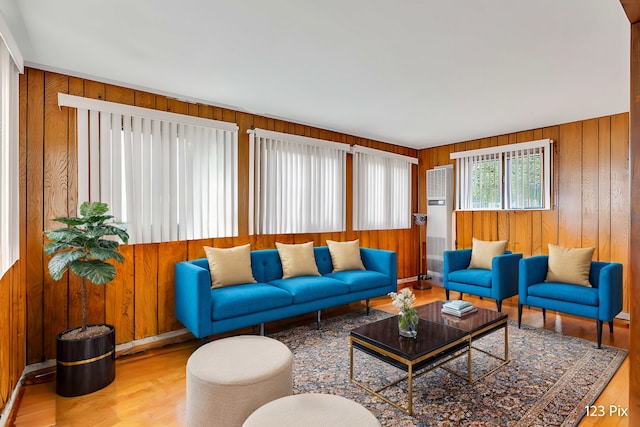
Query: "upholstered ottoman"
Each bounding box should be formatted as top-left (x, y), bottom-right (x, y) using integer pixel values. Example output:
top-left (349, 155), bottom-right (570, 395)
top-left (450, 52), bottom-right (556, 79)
top-left (186, 335), bottom-right (293, 427)
top-left (243, 393), bottom-right (380, 427)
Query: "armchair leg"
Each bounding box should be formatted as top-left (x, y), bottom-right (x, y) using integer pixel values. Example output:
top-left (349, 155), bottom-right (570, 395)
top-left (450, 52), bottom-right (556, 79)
top-left (542, 308), bottom-right (546, 323)
top-left (366, 299), bottom-right (370, 316)
top-left (518, 304), bottom-right (523, 328)
top-left (316, 310), bottom-right (321, 330)
top-left (445, 289), bottom-right (450, 300)
top-left (496, 300), bottom-right (502, 312)
top-left (459, 292), bottom-right (464, 300)
top-left (609, 321), bottom-right (614, 334)
top-left (597, 320), bottom-right (603, 349)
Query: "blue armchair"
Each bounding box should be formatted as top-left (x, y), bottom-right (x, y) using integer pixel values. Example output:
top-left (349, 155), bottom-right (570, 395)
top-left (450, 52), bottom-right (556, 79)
top-left (518, 255), bottom-right (623, 348)
top-left (443, 249), bottom-right (522, 311)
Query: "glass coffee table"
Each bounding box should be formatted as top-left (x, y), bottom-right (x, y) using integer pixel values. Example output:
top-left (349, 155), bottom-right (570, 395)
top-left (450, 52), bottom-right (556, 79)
top-left (349, 301), bottom-right (508, 415)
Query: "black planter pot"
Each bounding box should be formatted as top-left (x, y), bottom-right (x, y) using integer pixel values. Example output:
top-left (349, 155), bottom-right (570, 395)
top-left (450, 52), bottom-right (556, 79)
top-left (56, 324), bottom-right (116, 397)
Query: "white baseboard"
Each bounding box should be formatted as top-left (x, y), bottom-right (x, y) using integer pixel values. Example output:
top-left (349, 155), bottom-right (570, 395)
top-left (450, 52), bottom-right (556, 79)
top-left (616, 312), bottom-right (630, 321)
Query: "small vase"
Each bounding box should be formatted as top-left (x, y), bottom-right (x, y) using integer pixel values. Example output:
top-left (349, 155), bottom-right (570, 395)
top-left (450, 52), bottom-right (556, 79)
top-left (398, 311), bottom-right (418, 339)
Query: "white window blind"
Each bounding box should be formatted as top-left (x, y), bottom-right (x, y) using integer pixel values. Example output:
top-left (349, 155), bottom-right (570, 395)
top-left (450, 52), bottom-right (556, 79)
top-left (0, 34), bottom-right (20, 279)
top-left (249, 128), bottom-right (349, 234)
top-left (352, 145), bottom-right (417, 230)
top-left (59, 94), bottom-right (239, 244)
top-left (451, 139), bottom-right (553, 211)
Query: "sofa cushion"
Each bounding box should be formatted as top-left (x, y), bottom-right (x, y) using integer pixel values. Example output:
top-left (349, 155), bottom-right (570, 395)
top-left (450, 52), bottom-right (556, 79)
top-left (448, 268), bottom-right (492, 288)
top-left (324, 270), bottom-right (389, 292)
top-left (204, 244), bottom-right (257, 288)
top-left (268, 276), bottom-right (349, 304)
top-left (211, 283), bottom-right (293, 320)
top-left (276, 242), bottom-right (321, 279)
top-left (468, 238), bottom-right (507, 270)
top-left (326, 239), bottom-right (365, 272)
top-left (545, 244), bottom-right (595, 287)
top-left (528, 282), bottom-right (599, 306)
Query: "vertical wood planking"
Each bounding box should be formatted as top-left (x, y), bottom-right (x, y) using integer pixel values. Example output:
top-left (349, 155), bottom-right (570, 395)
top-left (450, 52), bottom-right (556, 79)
top-left (610, 113), bottom-right (630, 313)
top-left (107, 245), bottom-right (135, 343)
top-left (541, 126), bottom-right (560, 252)
top-left (581, 119), bottom-right (599, 254)
top-left (43, 72), bottom-right (69, 358)
top-left (598, 117), bottom-right (612, 261)
top-left (25, 69), bottom-right (45, 363)
top-left (557, 122), bottom-right (583, 247)
top-left (134, 244), bottom-right (159, 339)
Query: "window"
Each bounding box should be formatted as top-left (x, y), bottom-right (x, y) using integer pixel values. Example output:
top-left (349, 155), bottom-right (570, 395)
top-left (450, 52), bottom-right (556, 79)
top-left (249, 129), bottom-right (349, 234)
top-left (58, 94), bottom-right (239, 244)
top-left (451, 139), bottom-right (553, 211)
top-left (352, 145), bottom-right (417, 230)
top-left (0, 29), bottom-right (21, 280)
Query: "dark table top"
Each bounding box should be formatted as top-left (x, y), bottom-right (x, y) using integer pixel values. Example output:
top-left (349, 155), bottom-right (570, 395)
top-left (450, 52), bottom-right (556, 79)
top-left (416, 301), bottom-right (508, 335)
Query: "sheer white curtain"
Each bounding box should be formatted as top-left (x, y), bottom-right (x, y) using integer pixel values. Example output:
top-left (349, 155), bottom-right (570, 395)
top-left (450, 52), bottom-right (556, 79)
top-left (249, 129), bottom-right (349, 234)
top-left (0, 30), bottom-right (20, 279)
top-left (59, 94), bottom-right (239, 244)
top-left (352, 145), bottom-right (417, 230)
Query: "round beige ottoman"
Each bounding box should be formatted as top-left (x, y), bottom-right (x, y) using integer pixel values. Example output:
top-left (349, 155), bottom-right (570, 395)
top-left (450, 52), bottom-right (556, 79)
top-left (186, 335), bottom-right (293, 427)
top-left (243, 393), bottom-right (381, 427)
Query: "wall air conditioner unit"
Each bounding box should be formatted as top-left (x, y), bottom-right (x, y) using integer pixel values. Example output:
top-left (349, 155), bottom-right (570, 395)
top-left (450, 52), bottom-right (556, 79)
top-left (426, 165), bottom-right (454, 281)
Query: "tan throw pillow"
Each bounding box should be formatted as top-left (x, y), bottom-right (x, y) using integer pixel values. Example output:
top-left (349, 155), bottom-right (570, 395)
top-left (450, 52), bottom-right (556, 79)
top-left (545, 244), bottom-right (595, 287)
top-left (326, 239), bottom-right (366, 272)
top-left (468, 238), bottom-right (508, 270)
top-left (204, 244), bottom-right (257, 289)
top-left (275, 241), bottom-right (321, 279)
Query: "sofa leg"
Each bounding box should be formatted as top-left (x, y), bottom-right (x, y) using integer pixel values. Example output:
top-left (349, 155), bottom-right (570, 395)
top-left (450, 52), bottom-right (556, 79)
top-left (496, 300), bottom-right (502, 312)
top-left (609, 320), bottom-right (614, 334)
top-left (316, 310), bottom-right (321, 330)
top-left (459, 292), bottom-right (464, 300)
top-left (259, 323), bottom-right (265, 336)
top-left (518, 305), bottom-right (523, 328)
top-left (597, 320), bottom-right (603, 349)
top-left (445, 289), bottom-right (450, 300)
top-left (366, 299), bottom-right (370, 315)
top-left (542, 308), bottom-right (546, 323)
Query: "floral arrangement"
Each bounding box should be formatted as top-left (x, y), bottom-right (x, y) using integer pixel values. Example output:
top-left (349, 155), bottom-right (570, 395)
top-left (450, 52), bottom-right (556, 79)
top-left (388, 287), bottom-right (418, 336)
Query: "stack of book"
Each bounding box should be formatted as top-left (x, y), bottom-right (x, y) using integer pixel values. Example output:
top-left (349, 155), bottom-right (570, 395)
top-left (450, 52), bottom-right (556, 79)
top-left (442, 300), bottom-right (478, 317)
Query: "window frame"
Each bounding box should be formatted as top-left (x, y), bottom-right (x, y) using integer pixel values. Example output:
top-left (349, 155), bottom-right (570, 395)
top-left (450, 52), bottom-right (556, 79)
top-left (451, 139), bottom-right (554, 211)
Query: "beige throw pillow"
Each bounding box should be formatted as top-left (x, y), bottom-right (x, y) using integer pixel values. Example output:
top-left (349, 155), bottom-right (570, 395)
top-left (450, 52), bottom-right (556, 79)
top-left (468, 238), bottom-right (508, 270)
top-left (327, 239), bottom-right (366, 272)
top-left (275, 241), bottom-right (321, 279)
top-left (545, 244), bottom-right (595, 287)
top-left (204, 244), bottom-right (257, 289)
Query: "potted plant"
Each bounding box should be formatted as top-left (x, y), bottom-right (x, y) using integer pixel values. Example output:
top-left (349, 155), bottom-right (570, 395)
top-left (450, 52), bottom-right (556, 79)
top-left (44, 201), bottom-right (129, 397)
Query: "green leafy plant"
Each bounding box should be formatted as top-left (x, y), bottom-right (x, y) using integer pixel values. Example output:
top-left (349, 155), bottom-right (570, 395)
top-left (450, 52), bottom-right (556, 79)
top-left (44, 201), bottom-right (129, 334)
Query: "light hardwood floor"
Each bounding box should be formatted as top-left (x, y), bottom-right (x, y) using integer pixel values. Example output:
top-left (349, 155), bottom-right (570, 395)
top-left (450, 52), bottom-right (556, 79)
top-left (10, 284), bottom-right (630, 426)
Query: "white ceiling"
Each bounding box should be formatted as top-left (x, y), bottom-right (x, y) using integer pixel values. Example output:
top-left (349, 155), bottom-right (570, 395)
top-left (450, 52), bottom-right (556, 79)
top-left (0, 0), bottom-right (631, 149)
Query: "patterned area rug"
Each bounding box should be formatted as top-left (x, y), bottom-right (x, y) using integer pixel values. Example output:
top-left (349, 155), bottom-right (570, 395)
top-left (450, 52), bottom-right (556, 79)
top-left (268, 309), bottom-right (627, 427)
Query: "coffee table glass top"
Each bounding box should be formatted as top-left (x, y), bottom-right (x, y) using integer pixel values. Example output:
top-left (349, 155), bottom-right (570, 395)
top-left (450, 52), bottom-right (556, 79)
top-left (416, 301), bottom-right (508, 334)
top-left (350, 315), bottom-right (468, 361)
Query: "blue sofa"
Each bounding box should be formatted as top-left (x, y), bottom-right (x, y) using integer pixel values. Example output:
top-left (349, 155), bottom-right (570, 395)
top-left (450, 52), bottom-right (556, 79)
top-left (518, 255), bottom-right (623, 348)
top-left (175, 246), bottom-right (397, 338)
top-left (443, 249), bottom-right (522, 311)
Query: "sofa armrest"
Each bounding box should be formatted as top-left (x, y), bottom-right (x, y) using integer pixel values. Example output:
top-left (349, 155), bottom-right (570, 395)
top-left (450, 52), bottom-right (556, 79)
top-left (518, 255), bottom-right (549, 304)
top-left (360, 248), bottom-right (397, 287)
top-left (491, 252), bottom-right (523, 300)
top-left (443, 249), bottom-right (472, 273)
top-left (175, 261), bottom-right (212, 338)
top-left (596, 262), bottom-right (623, 321)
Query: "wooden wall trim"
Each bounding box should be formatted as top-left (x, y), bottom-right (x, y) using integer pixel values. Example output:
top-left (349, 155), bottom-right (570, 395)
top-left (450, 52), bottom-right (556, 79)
top-left (626, 7), bottom-right (640, 424)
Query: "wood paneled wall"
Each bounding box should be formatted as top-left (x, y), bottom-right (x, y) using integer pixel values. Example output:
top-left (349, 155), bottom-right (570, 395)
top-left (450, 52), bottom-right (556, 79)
top-left (17, 68), bottom-right (419, 365)
top-left (418, 114), bottom-right (631, 313)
